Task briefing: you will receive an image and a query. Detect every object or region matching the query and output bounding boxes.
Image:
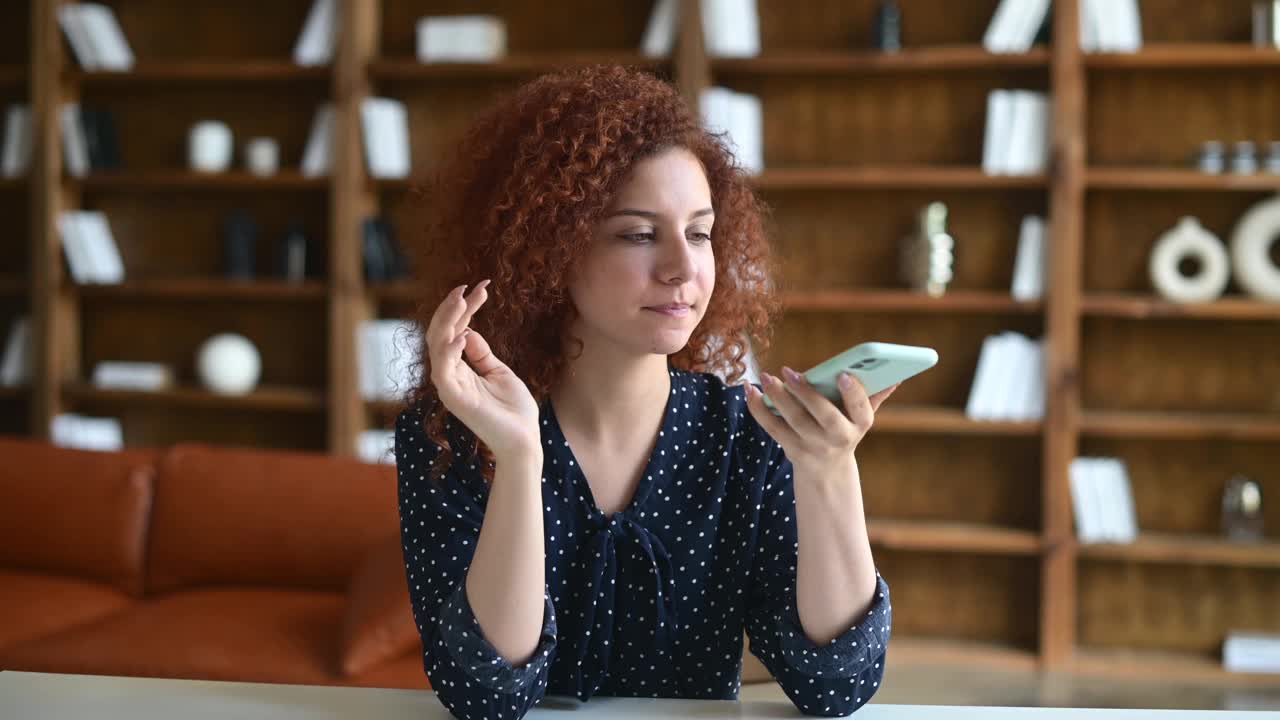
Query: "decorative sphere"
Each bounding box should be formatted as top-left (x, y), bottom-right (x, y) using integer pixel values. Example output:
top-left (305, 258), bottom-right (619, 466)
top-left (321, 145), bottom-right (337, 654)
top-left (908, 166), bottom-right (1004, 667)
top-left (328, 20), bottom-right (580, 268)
top-left (196, 333), bottom-right (261, 395)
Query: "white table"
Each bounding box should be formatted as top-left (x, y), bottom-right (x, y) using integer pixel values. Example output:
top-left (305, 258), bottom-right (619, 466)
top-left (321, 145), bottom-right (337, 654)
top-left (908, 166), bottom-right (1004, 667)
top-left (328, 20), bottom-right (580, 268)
top-left (0, 671), bottom-right (1268, 719)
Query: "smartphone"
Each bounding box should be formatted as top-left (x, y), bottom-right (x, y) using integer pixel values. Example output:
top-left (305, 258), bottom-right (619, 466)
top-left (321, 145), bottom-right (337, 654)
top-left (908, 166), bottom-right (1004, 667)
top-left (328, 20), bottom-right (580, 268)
top-left (761, 342), bottom-right (939, 415)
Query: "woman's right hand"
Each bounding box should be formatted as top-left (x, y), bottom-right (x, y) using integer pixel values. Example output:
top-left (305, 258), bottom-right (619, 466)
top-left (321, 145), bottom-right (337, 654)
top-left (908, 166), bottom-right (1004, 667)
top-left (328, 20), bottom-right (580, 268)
top-left (426, 280), bottom-right (541, 461)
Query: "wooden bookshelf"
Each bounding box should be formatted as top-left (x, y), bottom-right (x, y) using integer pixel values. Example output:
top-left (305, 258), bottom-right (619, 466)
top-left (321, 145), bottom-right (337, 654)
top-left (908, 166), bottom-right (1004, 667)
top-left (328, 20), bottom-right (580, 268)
top-left (8, 0), bottom-right (1279, 692)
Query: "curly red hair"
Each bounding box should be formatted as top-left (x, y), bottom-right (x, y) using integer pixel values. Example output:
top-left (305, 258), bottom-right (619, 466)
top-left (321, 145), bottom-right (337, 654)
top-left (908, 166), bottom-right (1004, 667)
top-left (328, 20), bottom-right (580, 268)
top-left (402, 64), bottom-right (781, 482)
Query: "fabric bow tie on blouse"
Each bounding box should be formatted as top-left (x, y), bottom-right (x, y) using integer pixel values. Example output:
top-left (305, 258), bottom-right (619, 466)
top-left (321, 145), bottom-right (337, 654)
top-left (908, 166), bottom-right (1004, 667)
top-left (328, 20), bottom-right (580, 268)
top-left (562, 512), bottom-right (679, 700)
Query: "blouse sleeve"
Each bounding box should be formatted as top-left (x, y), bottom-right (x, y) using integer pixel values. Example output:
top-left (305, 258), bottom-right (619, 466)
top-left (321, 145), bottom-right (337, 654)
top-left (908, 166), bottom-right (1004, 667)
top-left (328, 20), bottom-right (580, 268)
top-left (742, 436), bottom-right (893, 717)
top-left (395, 407), bottom-right (559, 720)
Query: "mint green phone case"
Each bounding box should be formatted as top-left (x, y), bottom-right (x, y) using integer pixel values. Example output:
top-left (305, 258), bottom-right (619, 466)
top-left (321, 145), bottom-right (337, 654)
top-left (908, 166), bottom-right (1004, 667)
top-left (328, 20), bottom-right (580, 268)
top-left (762, 342), bottom-right (939, 414)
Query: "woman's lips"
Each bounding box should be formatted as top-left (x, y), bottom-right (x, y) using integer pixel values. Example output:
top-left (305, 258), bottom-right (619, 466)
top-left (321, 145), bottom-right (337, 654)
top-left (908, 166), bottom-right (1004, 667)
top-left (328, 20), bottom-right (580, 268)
top-left (645, 304), bottom-right (691, 317)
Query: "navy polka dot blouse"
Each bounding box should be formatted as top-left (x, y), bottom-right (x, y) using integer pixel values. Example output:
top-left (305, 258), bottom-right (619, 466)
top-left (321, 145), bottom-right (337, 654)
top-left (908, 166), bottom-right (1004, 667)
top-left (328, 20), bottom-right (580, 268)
top-left (395, 364), bottom-right (892, 719)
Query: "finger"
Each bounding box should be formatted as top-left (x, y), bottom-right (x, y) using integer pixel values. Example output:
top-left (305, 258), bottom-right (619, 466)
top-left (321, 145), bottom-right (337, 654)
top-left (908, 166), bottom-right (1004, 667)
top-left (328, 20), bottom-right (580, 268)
top-left (760, 372), bottom-right (822, 438)
top-left (743, 383), bottom-right (802, 448)
top-left (779, 366), bottom-right (848, 433)
top-left (838, 372), bottom-right (875, 427)
top-left (453, 279), bottom-right (491, 337)
top-left (868, 383), bottom-right (899, 413)
top-left (426, 284), bottom-right (468, 353)
top-left (460, 327), bottom-right (507, 377)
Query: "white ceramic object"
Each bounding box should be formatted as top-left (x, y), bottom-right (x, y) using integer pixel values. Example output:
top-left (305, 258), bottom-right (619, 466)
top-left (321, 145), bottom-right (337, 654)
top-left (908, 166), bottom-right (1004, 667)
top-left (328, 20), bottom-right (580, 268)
top-left (188, 120), bottom-right (233, 173)
top-left (244, 137), bottom-right (279, 176)
top-left (196, 333), bottom-right (261, 395)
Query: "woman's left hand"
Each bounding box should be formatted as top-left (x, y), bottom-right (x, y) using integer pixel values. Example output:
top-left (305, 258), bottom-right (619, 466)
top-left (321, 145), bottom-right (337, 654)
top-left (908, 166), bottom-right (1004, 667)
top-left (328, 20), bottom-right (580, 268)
top-left (744, 367), bottom-right (898, 475)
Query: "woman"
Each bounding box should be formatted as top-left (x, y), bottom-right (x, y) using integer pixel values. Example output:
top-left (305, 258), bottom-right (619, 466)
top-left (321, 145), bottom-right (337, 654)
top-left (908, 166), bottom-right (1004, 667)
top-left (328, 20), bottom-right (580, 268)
top-left (395, 64), bottom-right (894, 719)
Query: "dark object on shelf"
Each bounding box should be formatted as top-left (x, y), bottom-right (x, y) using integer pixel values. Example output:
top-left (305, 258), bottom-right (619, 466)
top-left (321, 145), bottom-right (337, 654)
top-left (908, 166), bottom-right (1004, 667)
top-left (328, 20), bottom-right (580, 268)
top-left (871, 0), bottom-right (902, 52)
top-left (361, 216), bottom-right (410, 283)
top-left (1222, 474), bottom-right (1264, 542)
top-left (275, 223), bottom-right (315, 283)
top-left (223, 210), bottom-right (258, 280)
top-left (80, 107), bottom-right (121, 171)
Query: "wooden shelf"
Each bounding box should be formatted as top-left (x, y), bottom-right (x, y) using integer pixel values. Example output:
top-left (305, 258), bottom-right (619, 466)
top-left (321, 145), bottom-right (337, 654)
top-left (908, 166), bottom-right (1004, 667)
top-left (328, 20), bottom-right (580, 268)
top-left (781, 289), bottom-right (1042, 314)
top-left (1081, 409), bottom-right (1280, 441)
top-left (750, 167), bottom-right (1049, 190)
top-left (1076, 532), bottom-right (1280, 570)
top-left (0, 178), bottom-right (26, 191)
top-left (712, 46), bottom-right (1051, 74)
top-left (0, 385), bottom-right (28, 400)
top-left (1084, 293), bottom-right (1280, 320)
top-left (1085, 44), bottom-right (1280, 68)
top-left (888, 637), bottom-right (1039, 673)
top-left (868, 519), bottom-right (1042, 556)
top-left (69, 62), bottom-right (330, 85)
top-left (366, 399), bottom-right (408, 416)
top-left (0, 274), bottom-right (27, 295)
top-left (370, 53), bottom-right (667, 80)
top-left (875, 405), bottom-right (1042, 436)
top-left (72, 279), bottom-right (328, 302)
top-left (74, 170), bottom-right (327, 192)
top-left (1087, 168), bottom-right (1280, 191)
top-left (63, 382), bottom-right (326, 413)
top-left (1073, 648), bottom-right (1280, 688)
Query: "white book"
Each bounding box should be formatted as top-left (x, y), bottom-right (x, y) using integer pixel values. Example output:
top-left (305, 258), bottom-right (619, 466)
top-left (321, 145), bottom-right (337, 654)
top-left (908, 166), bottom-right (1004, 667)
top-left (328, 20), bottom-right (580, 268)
top-left (999, 333), bottom-right (1031, 420)
top-left (60, 103), bottom-right (90, 178)
top-left (983, 0), bottom-right (1025, 53)
top-left (1025, 337), bottom-right (1045, 420)
top-left (1223, 632), bottom-right (1280, 674)
top-left (357, 429), bottom-right (397, 465)
top-left (1015, 334), bottom-right (1042, 421)
top-left (0, 316), bottom-right (31, 387)
top-left (1093, 458), bottom-right (1121, 542)
top-left (733, 91), bottom-right (764, 175)
top-left (1080, 0), bottom-right (1101, 52)
top-left (1085, 458), bottom-right (1112, 543)
top-left (77, 3), bottom-right (135, 71)
top-left (642, 0), bottom-right (678, 57)
top-left (57, 211), bottom-right (95, 283)
top-left (360, 98), bottom-right (411, 179)
top-left (301, 104), bottom-right (334, 177)
top-left (982, 90), bottom-right (1016, 175)
top-left (2, 105), bottom-right (33, 178)
top-left (1012, 214), bottom-right (1046, 300)
top-left (1003, 91), bottom-right (1040, 175)
top-left (357, 322), bottom-right (377, 401)
top-left (92, 361), bottom-right (174, 391)
top-left (294, 0), bottom-right (338, 66)
top-left (1009, 0), bottom-right (1051, 52)
top-left (1069, 458), bottom-right (1097, 542)
top-left (1109, 0), bottom-right (1143, 52)
top-left (51, 412), bottom-right (123, 451)
top-left (702, 0), bottom-right (760, 58)
top-left (77, 210), bottom-right (125, 283)
top-left (58, 5), bottom-right (100, 70)
top-left (965, 334), bottom-right (1001, 420)
top-left (417, 16), bottom-right (506, 62)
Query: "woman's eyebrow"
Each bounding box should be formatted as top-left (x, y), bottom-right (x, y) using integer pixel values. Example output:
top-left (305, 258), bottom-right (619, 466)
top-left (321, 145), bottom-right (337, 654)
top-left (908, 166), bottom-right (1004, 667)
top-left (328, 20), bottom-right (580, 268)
top-left (605, 208), bottom-right (715, 220)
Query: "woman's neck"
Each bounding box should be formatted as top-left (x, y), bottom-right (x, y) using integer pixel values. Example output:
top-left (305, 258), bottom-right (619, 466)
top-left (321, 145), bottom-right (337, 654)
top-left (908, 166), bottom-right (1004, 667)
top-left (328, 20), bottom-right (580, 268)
top-left (549, 351), bottom-right (671, 447)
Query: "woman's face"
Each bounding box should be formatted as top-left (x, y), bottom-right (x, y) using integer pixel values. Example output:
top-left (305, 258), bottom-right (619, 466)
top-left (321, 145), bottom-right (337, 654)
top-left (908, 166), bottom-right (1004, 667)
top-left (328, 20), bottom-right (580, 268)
top-left (567, 146), bottom-right (716, 359)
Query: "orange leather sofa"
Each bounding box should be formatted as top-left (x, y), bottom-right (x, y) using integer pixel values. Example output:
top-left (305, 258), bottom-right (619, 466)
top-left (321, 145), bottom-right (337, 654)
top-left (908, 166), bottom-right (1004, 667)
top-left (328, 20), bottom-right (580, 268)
top-left (0, 435), bottom-right (428, 689)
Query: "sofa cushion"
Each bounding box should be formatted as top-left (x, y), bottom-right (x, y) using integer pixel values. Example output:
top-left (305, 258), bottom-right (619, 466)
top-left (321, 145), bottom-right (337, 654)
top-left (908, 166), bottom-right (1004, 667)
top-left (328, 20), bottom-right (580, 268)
top-left (341, 535), bottom-right (421, 677)
top-left (0, 437), bottom-right (157, 596)
top-left (0, 570), bottom-right (134, 652)
top-left (3, 588), bottom-right (346, 685)
top-left (146, 443), bottom-right (398, 594)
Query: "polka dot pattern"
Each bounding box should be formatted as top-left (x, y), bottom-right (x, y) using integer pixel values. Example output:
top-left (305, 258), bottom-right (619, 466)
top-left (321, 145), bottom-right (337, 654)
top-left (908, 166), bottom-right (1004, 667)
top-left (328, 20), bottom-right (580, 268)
top-left (395, 364), bottom-right (892, 719)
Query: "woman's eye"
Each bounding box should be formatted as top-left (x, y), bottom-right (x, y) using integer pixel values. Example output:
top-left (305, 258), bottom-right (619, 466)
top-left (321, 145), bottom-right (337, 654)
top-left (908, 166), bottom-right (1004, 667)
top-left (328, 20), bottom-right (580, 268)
top-left (622, 233), bottom-right (655, 243)
top-left (690, 232), bottom-right (712, 244)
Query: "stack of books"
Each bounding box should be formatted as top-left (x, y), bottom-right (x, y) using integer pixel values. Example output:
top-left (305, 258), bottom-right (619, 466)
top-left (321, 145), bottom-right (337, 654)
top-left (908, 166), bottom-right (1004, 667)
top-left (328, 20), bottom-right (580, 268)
top-left (982, 90), bottom-right (1051, 176)
top-left (1069, 456), bottom-right (1139, 544)
top-left (965, 331), bottom-right (1045, 422)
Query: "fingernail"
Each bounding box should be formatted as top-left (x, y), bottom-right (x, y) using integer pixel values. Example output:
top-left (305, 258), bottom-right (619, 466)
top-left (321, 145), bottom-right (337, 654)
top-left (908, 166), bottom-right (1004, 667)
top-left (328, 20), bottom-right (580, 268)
top-left (838, 372), bottom-right (853, 390)
top-left (763, 373), bottom-right (778, 387)
top-left (456, 284), bottom-right (468, 295)
top-left (478, 279), bottom-right (491, 290)
top-left (782, 367), bottom-right (801, 384)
